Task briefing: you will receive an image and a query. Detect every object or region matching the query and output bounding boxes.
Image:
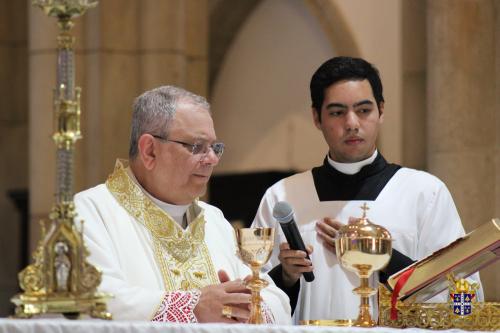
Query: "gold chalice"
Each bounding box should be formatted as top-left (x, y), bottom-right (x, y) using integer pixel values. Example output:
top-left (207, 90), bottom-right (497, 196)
top-left (236, 227), bottom-right (274, 324)
top-left (335, 203), bottom-right (392, 327)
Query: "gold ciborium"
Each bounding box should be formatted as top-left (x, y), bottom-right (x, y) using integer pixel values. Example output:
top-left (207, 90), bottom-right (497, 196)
top-left (236, 228), bottom-right (274, 324)
top-left (335, 203), bottom-right (392, 327)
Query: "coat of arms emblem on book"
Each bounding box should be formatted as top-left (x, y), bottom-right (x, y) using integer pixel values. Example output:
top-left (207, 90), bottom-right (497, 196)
top-left (448, 277), bottom-right (479, 316)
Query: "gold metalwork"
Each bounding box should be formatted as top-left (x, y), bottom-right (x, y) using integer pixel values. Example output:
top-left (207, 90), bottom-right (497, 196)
top-left (222, 305), bottom-right (233, 319)
top-left (33, 0), bottom-right (97, 25)
top-left (11, 0), bottom-right (111, 319)
top-left (53, 85), bottom-right (82, 149)
top-left (379, 284), bottom-right (500, 330)
top-left (12, 206), bottom-right (110, 319)
top-left (105, 160), bottom-right (219, 291)
top-left (236, 228), bottom-right (274, 324)
top-left (448, 274), bottom-right (480, 296)
top-left (335, 203), bottom-right (392, 327)
top-left (300, 319), bottom-right (355, 326)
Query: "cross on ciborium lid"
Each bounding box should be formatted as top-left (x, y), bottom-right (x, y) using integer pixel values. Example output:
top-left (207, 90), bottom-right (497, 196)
top-left (360, 202), bottom-right (369, 218)
top-left (337, 203), bottom-right (391, 240)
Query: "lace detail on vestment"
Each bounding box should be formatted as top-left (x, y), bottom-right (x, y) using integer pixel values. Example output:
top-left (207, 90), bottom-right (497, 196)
top-left (151, 290), bottom-right (201, 323)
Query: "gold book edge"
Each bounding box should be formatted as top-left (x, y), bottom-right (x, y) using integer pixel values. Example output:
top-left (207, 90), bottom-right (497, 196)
top-left (387, 218), bottom-right (500, 302)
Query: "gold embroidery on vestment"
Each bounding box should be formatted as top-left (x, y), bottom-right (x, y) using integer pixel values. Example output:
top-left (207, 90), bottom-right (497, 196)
top-left (105, 160), bottom-right (218, 291)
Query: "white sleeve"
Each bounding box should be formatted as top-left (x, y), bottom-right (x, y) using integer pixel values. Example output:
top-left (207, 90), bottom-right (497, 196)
top-left (418, 181), bottom-right (464, 258)
top-left (418, 182), bottom-right (484, 302)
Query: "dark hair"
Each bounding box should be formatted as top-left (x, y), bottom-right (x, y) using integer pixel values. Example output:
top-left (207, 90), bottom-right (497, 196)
top-left (310, 56), bottom-right (384, 121)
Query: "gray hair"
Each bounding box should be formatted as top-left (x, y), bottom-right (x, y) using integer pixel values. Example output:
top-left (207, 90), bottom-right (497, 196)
top-left (128, 85), bottom-right (210, 158)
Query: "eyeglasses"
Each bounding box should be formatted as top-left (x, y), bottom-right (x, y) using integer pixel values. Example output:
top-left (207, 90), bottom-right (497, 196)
top-left (151, 134), bottom-right (224, 159)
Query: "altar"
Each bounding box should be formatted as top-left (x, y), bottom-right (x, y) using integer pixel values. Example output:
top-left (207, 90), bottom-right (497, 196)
top-left (0, 319), bottom-right (491, 333)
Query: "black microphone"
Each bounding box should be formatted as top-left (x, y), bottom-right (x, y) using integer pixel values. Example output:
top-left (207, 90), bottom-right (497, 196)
top-left (273, 201), bottom-right (315, 282)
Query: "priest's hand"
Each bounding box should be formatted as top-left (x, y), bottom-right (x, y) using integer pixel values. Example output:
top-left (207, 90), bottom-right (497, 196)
top-left (194, 270), bottom-right (251, 323)
top-left (278, 242), bottom-right (314, 287)
top-left (316, 217), bottom-right (343, 253)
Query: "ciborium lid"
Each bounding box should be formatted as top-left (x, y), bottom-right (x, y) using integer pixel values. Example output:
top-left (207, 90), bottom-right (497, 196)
top-left (337, 203), bottom-right (391, 240)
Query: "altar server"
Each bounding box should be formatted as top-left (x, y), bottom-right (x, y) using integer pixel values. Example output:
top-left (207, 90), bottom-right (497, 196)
top-left (252, 57), bottom-right (483, 323)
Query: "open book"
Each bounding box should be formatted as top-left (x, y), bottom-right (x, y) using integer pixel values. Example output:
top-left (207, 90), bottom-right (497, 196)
top-left (387, 218), bottom-right (500, 303)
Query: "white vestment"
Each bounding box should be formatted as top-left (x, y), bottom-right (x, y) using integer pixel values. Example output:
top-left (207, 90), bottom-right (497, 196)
top-left (74, 162), bottom-right (291, 324)
top-left (252, 160), bottom-right (483, 323)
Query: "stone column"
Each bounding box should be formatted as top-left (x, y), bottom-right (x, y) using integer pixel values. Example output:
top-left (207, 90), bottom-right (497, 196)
top-left (402, 0), bottom-right (426, 170)
top-left (83, 0), bottom-right (208, 185)
top-left (427, 0), bottom-right (498, 301)
top-left (0, 0), bottom-right (28, 316)
top-left (494, 0), bottom-right (500, 301)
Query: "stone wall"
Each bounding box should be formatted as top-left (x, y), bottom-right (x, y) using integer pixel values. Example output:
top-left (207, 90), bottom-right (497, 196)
top-left (0, 0), bottom-right (28, 316)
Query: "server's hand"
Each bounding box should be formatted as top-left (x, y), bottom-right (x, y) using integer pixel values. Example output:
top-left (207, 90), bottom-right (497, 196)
top-left (316, 217), bottom-right (343, 253)
top-left (278, 242), bottom-right (314, 287)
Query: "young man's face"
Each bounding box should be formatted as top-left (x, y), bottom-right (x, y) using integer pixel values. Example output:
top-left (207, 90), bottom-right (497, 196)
top-left (312, 79), bottom-right (384, 163)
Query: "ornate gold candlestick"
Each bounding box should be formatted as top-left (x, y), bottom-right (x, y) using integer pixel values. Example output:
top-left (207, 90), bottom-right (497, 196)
top-left (236, 228), bottom-right (274, 324)
top-left (335, 203), bottom-right (392, 327)
top-left (11, 0), bottom-right (111, 319)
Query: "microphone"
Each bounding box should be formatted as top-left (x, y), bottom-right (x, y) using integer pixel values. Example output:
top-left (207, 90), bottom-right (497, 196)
top-left (273, 201), bottom-right (315, 282)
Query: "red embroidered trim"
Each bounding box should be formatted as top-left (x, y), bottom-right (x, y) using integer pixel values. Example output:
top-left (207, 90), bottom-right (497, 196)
top-left (261, 301), bottom-right (275, 324)
top-left (151, 290), bottom-right (201, 323)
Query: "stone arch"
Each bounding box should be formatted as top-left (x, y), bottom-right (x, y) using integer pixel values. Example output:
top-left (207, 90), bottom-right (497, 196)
top-left (209, 0), bottom-right (361, 95)
top-left (209, 0), bottom-right (263, 91)
top-left (303, 0), bottom-right (361, 57)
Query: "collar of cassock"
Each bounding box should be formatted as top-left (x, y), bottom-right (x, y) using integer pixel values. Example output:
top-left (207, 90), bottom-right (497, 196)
top-left (126, 167), bottom-right (190, 228)
top-left (312, 150), bottom-right (401, 201)
top-left (327, 150), bottom-right (378, 175)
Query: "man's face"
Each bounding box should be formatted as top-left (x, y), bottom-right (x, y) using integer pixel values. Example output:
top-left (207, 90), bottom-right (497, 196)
top-left (153, 101), bottom-right (219, 204)
top-left (313, 79), bottom-right (384, 163)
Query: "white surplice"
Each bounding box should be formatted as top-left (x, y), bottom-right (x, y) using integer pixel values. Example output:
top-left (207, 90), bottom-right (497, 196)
top-left (252, 158), bottom-right (483, 324)
top-left (74, 161), bottom-right (291, 324)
